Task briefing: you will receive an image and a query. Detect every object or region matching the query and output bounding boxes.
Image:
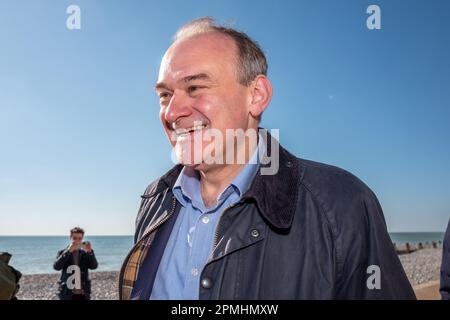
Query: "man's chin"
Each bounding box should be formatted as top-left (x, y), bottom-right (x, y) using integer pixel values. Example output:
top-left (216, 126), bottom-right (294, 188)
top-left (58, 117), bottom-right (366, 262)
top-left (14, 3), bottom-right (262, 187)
top-left (179, 160), bottom-right (221, 173)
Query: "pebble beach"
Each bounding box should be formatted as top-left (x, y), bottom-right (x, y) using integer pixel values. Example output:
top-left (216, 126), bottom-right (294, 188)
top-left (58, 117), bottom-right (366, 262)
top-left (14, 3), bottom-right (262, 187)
top-left (16, 271), bottom-right (119, 300)
top-left (398, 248), bottom-right (442, 286)
top-left (14, 247), bottom-right (443, 300)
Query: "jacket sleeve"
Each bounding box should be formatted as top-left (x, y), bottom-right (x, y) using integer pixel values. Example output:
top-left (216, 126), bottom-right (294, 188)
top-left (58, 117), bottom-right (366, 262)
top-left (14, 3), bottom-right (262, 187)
top-left (440, 219), bottom-right (450, 300)
top-left (335, 187), bottom-right (416, 299)
top-left (85, 251), bottom-right (98, 270)
top-left (53, 249), bottom-right (71, 271)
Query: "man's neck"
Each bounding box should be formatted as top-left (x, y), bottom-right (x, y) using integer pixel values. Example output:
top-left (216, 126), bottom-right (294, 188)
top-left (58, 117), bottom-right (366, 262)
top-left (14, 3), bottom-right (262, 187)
top-left (199, 163), bottom-right (246, 208)
top-left (197, 138), bottom-right (258, 208)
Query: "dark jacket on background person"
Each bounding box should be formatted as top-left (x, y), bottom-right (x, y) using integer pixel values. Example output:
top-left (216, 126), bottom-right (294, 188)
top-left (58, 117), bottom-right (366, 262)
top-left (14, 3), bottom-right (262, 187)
top-left (440, 219), bottom-right (450, 299)
top-left (53, 248), bottom-right (98, 300)
top-left (119, 129), bottom-right (416, 300)
top-left (0, 252), bottom-right (21, 300)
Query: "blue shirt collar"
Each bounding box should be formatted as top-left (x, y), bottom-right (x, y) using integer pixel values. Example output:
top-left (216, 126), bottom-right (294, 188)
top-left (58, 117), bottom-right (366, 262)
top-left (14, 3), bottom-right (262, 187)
top-left (173, 137), bottom-right (263, 212)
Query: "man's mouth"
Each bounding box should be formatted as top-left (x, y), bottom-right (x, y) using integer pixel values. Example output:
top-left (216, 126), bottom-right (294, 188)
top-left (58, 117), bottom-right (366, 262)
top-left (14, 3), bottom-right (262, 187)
top-left (174, 123), bottom-right (208, 137)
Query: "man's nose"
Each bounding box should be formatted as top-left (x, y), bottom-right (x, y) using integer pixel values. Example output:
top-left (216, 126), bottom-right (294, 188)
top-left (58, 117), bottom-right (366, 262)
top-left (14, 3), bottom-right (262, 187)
top-left (163, 90), bottom-right (192, 125)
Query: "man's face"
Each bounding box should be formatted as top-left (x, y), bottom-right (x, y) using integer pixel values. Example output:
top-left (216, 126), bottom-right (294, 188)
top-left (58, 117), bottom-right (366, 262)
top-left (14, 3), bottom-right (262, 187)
top-left (156, 32), bottom-right (254, 170)
top-left (70, 233), bottom-right (84, 245)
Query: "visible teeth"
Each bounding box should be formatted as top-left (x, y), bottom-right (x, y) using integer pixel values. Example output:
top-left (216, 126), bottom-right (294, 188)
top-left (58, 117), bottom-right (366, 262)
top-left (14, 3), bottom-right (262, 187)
top-left (175, 124), bottom-right (206, 135)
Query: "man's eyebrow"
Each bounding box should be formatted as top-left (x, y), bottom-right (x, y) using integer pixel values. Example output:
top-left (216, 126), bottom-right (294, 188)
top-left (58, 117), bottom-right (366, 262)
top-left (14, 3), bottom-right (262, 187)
top-left (154, 73), bottom-right (214, 91)
top-left (179, 73), bottom-right (213, 83)
top-left (154, 82), bottom-right (171, 92)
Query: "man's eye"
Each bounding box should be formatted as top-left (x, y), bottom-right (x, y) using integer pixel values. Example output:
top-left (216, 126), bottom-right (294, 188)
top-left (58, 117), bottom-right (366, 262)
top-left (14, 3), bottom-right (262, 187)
top-left (187, 86), bottom-right (204, 95)
top-left (159, 92), bottom-right (171, 99)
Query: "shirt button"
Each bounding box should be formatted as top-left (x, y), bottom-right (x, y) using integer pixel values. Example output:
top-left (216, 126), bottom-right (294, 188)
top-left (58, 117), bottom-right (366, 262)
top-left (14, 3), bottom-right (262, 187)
top-left (201, 277), bottom-right (213, 289)
top-left (191, 268), bottom-right (199, 276)
top-left (202, 216), bottom-right (210, 224)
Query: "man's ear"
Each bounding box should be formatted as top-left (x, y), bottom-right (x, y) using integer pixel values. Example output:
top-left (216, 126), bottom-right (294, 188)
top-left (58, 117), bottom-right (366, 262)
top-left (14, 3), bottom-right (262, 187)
top-left (249, 75), bottom-right (273, 119)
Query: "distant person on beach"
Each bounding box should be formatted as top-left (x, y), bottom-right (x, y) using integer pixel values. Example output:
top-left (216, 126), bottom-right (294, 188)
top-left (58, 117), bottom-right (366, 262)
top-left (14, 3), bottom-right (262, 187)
top-left (119, 17), bottom-right (415, 300)
top-left (0, 252), bottom-right (21, 300)
top-left (53, 227), bottom-right (98, 300)
top-left (441, 219), bottom-right (450, 300)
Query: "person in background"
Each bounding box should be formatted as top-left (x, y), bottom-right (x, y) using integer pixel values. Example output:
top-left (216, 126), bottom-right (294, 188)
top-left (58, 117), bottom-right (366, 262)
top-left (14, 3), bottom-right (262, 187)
top-left (53, 227), bottom-right (98, 300)
top-left (0, 252), bottom-right (21, 300)
top-left (440, 218), bottom-right (450, 299)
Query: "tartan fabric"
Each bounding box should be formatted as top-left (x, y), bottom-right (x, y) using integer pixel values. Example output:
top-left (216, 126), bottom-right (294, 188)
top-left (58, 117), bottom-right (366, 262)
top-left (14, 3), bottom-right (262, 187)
top-left (119, 192), bottom-right (177, 300)
top-left (120, 232), bottom-right (156, 300)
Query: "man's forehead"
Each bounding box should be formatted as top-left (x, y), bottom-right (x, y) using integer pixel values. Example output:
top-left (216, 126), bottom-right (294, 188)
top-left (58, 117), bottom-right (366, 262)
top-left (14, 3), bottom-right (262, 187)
top-left (157, 60), bottom-right (212, 86)
top-left (158, 33), bottom-right (236, 83)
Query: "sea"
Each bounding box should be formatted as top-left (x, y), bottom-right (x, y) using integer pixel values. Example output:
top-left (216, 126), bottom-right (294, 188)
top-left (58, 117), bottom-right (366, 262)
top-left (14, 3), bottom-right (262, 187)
top-left (0, 232), bottom-right (445, 275)
top-left (0, 236), bottom-right (134, 275)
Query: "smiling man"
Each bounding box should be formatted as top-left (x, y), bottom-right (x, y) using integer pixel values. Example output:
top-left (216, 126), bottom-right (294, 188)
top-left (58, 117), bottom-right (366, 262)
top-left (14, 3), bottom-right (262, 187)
top-left (119, 17), bottom-right (415, 300)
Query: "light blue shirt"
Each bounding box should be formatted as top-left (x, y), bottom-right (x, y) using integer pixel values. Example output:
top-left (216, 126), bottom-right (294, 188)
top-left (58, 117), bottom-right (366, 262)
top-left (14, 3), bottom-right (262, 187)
top-left (150, 144), bottom-right (261, 300)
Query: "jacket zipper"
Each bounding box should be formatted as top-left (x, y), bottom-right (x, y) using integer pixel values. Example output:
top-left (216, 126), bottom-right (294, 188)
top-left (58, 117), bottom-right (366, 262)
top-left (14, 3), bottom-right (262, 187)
top-left (209, 200), bottom-right (243, 262)
top-left (140, 195), bottom-right (177, 240)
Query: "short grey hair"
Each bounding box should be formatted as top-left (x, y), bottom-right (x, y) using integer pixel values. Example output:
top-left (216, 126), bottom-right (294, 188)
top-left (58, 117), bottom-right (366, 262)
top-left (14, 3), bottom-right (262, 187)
top-left (174, 17), bottom-right (268, 86)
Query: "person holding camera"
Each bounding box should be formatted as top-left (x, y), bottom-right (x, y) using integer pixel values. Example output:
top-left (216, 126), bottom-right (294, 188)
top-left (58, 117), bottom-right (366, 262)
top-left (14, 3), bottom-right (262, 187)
top-left (53, 227), bottom-right (98, 300)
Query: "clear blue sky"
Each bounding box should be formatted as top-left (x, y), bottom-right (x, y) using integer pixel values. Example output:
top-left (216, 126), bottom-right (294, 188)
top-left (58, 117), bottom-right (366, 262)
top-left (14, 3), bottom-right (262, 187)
top-left (1, 0), bottom-right (449, 235)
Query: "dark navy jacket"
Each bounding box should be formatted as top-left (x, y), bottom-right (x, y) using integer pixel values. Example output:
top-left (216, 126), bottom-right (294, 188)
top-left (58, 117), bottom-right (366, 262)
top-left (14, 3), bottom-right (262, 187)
top-left (120, 130), bottom-right (416, 300)
top-left (53, 248), bottom-right (98, 300)
top-left (441, 219), bottom-right (450, 299)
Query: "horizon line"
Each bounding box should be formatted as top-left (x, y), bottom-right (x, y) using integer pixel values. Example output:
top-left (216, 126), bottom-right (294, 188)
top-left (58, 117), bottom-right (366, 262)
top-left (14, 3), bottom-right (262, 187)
top-left (0, 231), bottom-right (446, 237)
top-left (0, 234), bottom-right (134, 237)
